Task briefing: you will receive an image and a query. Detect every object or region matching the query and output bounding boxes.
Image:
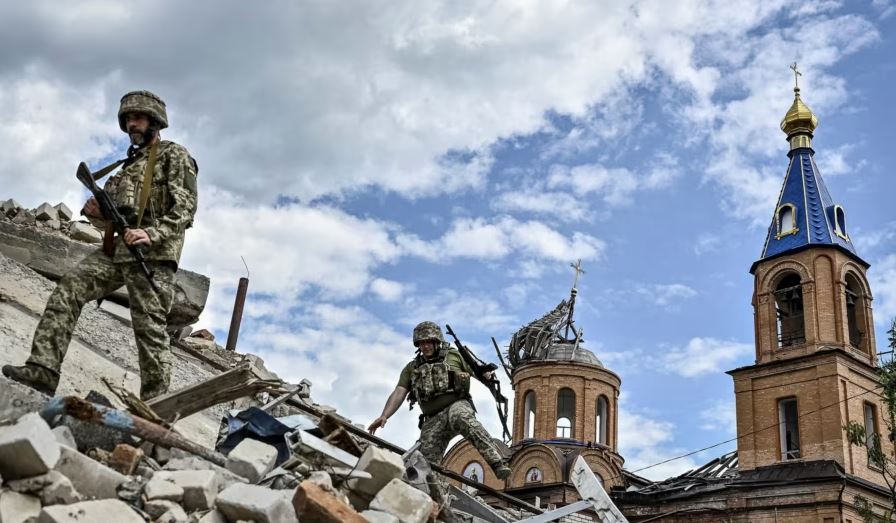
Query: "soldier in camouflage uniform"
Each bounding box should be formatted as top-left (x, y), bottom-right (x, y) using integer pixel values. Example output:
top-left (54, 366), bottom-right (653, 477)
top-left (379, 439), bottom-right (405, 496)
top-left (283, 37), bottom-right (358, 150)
top-left (368, 321), bottom-right (512, 480)
top-left (2, 91), bottom-right (198, 401)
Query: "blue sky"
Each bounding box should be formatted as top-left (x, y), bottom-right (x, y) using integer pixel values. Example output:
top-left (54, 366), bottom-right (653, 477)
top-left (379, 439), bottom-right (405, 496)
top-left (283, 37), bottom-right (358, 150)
top-left (1, 0), bottom-right (895, 480)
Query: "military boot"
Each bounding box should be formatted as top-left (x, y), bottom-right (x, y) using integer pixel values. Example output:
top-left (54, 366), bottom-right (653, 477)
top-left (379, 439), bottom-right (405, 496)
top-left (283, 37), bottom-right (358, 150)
top-left (2, 364), bottom-right (59, 396)
top-left (140, 380), bottom-right (169, 401)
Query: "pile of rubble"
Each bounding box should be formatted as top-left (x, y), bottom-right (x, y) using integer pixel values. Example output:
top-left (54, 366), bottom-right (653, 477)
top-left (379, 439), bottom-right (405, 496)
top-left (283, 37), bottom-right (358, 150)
top-left (1, 198), bottom-right (102, 243)
top-left (0, 404), bottom-right (452, 523)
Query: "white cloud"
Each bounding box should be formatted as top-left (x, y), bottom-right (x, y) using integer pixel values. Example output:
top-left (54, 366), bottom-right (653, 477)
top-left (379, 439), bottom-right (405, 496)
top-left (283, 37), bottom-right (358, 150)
top-left (661, 337), bottom-right (753, 377)
top-left (694, 233), bottom-right (722, 256)
top-left (854, 222), bottom-right (896, 253)
top-left (814, 143), bottom-right (866, 177)
top-left (400, 289), bottom-right (517, 334)
top-left (369, 278), bottom-right (406, 302)
top-left (699, 399), bottom-right (737, 434)
top-left (491, 190), bottom-right (592, 223)
top-left (637, 283), bottom-right (698, 307)
top-left (618, 405), bottom-right (699, 481)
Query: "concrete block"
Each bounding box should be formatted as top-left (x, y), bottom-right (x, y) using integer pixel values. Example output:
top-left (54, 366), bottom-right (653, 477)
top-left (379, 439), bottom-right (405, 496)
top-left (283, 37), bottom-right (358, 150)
top-left (225, 438), bottom-right (278, 483)
top-left (0, 412), bottom-right (61, 480)
top-left (163, 456), bottom-right (247, 491)
top-left (67, 222), bottom-right (102, 243)
top-left (50, 426), bottom-right (77, 449)
top-left (8, 471), bottom-right (82, 506)
top-left (369, 478), bottom-right (433, 523)
top-left (216, 484), bottom-right (297, 523)
top-left (152, 470), bottom-right (219, 511)
top-left (293, 480), bottom-right (367, 523)
top-left (361, 509), bottom-right (400, 523)
top-left (143, 499), bottom-right (180, 520)
top-left (108, 444), bottom-right (143, 475)
top-left (1, 199), bottom-right (22, 217)
top-left (53, 203), bottom-right (73, 222)
top-left (0, 490), bottom-right (41, 523)
top-left (144, 476), bottom-right (184, 502)
top-left (37, 499), bottom-right (144, 523)
top-left (347, 445), bottom-right (404, 498)
top-left (10, 211), bottom-right (35, 226)
top-left (197, 510), bottom-right (227, 523)
top-left (53, 445), bottom-right (126, 500)
top-left (33, 203), bottom-right (56, 221)
top-left (157, 504), bottom-right (189, 523)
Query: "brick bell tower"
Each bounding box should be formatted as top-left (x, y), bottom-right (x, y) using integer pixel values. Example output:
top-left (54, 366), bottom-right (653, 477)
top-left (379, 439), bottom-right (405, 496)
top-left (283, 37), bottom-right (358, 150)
top-left (728, 70), bottom-right (888, 486)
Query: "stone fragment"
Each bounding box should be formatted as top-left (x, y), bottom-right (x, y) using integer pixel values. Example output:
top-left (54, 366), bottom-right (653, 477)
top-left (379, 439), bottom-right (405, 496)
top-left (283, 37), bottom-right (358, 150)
top-left (109, 443), bottom-right (144, 475)
top-left (225, 439), bottom-right (278, 483)
top-left (143, 499), bottom-right (180, 520)
top-left (37, 499), bottom-right (144, 523)
top-left (50, 426), bottom-right (77, 449)
top-left (116, 478), bottom-right (145, 504)
top-left (1, 198), bottom-right (22, 217)
top-left (37, 218), bottom-right (61, 230)
top-left (10, 210), bottom-right (34, 226)
top-left (190, 329), bottom-right (216, 341)
top-left (0, 412), bottom-right (61, 480)
top-left (306, 471), bottom-right (333, 491)
top-left (151, 470), bottom-right (219, 511)
top-left (347, 445), bottom-right (404, 498)
top-left (0, 490), bottom-right (41, 523)
top-left (293, 480), bottom-right (367, 523)
top-left (53, 203), bottom-right (73, 221)
top-left (369, 478), bottom-right (433, 523)
top-left (9, 471), bottom-right (83, 506)
top-left (34, 203), bottom-right (57, 221)
top-left (67, 221), bottom-right (103, 243)
top-left (163, 456), bottom-right (246, 490)
top-left (144, 476), bottom-right (184, 502)
top-left (196, 510), bottom-right (227, 523)
top-left (54, 444), bottom-right (127, 500)
top-left (361, 509), bottom-right (401, 523)
top-left (157, 504), bottom-right (189, 523)
top-left (216, 484), bottom-right (297, 523)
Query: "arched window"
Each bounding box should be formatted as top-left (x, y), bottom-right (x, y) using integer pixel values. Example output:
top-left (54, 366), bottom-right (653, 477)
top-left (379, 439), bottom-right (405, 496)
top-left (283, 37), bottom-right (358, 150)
top-left (834, 205), bottom-right (848, 239)
top-left (556, 388), bottom-right (576, 438)
top-left (774, 273), bottom-right (805, 348)
top-left (523, 391), bottom-right (537, 439)
top-left (845, 274), bottom-right (866, 351)
top-left (776, 204), bottom-right (798, 238)
top-left (596, 395), bottom-right (609, 445)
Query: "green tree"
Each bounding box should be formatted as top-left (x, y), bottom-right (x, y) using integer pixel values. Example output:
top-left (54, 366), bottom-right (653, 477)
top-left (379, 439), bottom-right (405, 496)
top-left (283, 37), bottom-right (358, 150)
top-left (845, 318), bottom-right (896, 522)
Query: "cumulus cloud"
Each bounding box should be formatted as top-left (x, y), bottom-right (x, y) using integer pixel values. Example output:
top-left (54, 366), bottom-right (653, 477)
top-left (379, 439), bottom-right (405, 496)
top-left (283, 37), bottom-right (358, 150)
top-left (699, 399), bottom-right (737, 434)
top-left (636, 283), bottom-right (698, 307)
top-left (369, 278), bottom-right (407, 302)
top-left (661, 337), bottom-right (753, 377)
top-left (618, 405), bottom-right (701, 481)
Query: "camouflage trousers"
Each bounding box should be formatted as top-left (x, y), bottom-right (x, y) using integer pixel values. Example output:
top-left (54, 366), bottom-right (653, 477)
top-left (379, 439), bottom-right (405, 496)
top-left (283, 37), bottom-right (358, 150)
top-left (26, 249), bottom-right (177, 399)
top-left (420, 400), bottom-right (504, 470)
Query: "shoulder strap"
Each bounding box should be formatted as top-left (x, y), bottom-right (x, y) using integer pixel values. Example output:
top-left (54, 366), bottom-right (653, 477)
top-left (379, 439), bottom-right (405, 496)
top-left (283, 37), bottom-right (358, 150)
top-left (90, 159), bottom-right (125, 181)
top-left (135, 142), bottom-right (159, 228)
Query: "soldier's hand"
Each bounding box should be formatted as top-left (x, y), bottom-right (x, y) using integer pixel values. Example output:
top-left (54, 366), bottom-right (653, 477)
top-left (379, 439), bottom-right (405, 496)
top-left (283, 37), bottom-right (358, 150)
top-left (123, 228), bottom-right (152, 247)
top-left (483, 371), bottom-right (495, 380)
top-left (368, 416), bottom-right (387, 434)
top-left (82, 197), bottom-right (102, 219)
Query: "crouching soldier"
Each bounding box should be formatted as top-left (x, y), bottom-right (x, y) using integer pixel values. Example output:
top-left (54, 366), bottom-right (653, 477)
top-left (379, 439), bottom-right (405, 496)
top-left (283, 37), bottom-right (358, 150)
top-left (368, 321), bottom-right (511, 480)
top-left (2, 90), bottom-right (198, 401)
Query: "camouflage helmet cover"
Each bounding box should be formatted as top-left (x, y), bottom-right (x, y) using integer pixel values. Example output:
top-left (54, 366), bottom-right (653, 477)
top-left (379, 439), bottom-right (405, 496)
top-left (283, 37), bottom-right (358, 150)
top-left (413, 321), bottom-right (444, 346)
top-left (118, 90), bottom-right (168, 131)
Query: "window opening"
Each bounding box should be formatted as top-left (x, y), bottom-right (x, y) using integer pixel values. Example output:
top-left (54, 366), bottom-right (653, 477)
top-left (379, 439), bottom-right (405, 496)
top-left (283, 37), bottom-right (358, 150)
top-left (596, 395), bottom-right (609, 445)
top-left (775, 274), bottom-right (805, 348)
top-left (524, 391), bottom-right (537, 439)
top-left (778, 398), bottom-right (801, 460)
top-left (556, 388), bottom-right (576, 438)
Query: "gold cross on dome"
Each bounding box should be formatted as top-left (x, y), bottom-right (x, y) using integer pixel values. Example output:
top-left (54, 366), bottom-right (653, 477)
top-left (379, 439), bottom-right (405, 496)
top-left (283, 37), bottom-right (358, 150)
top-left (570, 259), bottom-right (585, 289)
top-left (790, 62), bottom-right (802, 89)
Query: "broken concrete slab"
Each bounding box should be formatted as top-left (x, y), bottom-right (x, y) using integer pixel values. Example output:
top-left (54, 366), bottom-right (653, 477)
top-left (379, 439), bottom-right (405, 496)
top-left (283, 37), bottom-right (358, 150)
top-left (293, 480), bottom-right (366, 523)
top-left (216, 483), bottom-right (298, 523)
top-left (196, 509), bottom-right (227, 523)
top-left (162, 455), bottom-right (247, 491)
top-left (37, 499), bottom-right (144, 523)
top-left (369, 478), bottom-right (433, 523)
top-left (225, 438), bottom-right (278, 484)
top-left (347, 445), bottom-right (404, 498)
top-left (50, 426), bottom-right (77, 449)
top-left (151, 470), bottom-right (219, 511)
top-left (67, 222), bottom-right (102, 243)
top-left (33, 203), bottom-right (57, 221)
top-left (0, 490), bottom-right (41, 523)
top-left (157, 504), bottom-right (189, 523)
top-left (144, 476), bottom-right (184, 502)
top-left (1, 199), bottom-right (22, 217)
top-left (8, 470), bottom-right (83, 506)
top-left (0, 412), bottom-right (61, 480)
top-left (54, 445), bottom-right (126, 500)
top-left (361, 509), bottom-right (400, 523)
top-left (53, 203), bottom-right (73, 222)
top-left (143, 499), bottom-right (181, 520)
top-left (11, 210), bottom-right (35, 226)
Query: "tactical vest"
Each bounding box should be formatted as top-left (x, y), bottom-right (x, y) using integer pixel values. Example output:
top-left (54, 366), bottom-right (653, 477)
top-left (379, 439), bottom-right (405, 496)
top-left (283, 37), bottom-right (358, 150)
top-left (409, 348), bottom-right (470, 406)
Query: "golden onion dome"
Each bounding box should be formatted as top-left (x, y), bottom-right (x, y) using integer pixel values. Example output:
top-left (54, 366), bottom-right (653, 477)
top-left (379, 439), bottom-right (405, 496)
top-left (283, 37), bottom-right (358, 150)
top-left (780, 87), bottom-right (819, 138)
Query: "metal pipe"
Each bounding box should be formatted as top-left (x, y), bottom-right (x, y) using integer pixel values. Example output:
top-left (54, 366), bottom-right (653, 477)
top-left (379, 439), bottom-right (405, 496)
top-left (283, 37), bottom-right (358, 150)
top-left (225, 276), bottom-right (249, 351)
top-left (40, 396), bottom-right (227, 466)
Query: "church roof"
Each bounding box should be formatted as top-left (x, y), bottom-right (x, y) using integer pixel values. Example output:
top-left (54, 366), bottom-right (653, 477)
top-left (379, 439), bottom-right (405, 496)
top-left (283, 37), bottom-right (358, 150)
top-left (544, 343), bottom-right (602, 366)
top-left (752, 85), bottom-right (866, 273)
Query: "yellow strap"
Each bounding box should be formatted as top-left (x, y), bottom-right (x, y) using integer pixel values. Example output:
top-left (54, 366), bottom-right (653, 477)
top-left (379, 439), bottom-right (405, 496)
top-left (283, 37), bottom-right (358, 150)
top-left (135, 142), bottom-right (159, 228)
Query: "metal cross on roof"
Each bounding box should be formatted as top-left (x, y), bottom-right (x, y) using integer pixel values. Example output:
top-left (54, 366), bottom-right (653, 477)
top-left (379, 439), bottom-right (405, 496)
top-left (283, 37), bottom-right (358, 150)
top-left (790, 62), bottom-right (802, 89)
top-left (570, 259), bottom-right (585, 289)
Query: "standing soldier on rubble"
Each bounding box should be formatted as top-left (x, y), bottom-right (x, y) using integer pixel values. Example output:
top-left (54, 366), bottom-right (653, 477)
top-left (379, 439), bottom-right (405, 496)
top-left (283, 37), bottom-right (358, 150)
top-left (2, 90), bottom-right (198, 401)
top-left (368, 321), bottom-right (512, 480)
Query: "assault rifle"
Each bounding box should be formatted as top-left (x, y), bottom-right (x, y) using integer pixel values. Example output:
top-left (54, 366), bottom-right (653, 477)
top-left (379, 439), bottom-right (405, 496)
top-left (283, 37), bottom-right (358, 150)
top-left (76, 162), bottom-right (158, 292)
top-left (444, 324), bottom-right (512, 441)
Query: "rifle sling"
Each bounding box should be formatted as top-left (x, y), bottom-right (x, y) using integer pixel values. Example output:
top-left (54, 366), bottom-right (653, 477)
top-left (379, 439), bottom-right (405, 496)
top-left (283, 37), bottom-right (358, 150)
top-left (135, 142), bottom-right (159, 228)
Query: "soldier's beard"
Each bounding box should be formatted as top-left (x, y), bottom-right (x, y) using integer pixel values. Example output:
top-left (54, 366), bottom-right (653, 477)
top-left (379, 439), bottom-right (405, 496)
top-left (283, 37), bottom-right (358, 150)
top-left (129, 128), bottom-right (156, 147)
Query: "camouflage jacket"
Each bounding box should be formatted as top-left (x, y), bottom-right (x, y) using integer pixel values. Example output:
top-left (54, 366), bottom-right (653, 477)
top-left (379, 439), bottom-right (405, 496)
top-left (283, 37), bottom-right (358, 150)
top-left (91, 140), bottom-right (198, 265)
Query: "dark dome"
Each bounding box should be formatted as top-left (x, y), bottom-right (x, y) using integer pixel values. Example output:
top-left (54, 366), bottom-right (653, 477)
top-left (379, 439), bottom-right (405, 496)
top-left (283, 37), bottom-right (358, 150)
top-left (543, 343), bottom-right (602, 366)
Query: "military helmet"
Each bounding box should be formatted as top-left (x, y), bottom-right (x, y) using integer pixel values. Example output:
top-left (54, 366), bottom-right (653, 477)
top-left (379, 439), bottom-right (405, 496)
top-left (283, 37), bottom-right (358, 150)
top-left (118, 90), bottom-right (168, 131)
top-left (413, 321), bottom-right (444, 346)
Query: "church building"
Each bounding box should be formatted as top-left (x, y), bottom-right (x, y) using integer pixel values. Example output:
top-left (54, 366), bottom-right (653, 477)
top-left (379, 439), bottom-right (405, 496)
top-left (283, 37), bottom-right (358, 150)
top-left (443, 73), bottom-right (893, 522)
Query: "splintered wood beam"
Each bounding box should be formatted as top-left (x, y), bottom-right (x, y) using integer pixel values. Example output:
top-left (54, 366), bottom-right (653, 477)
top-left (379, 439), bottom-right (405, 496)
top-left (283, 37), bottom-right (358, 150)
top-left (146, 363), bottom-right (285, 421)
